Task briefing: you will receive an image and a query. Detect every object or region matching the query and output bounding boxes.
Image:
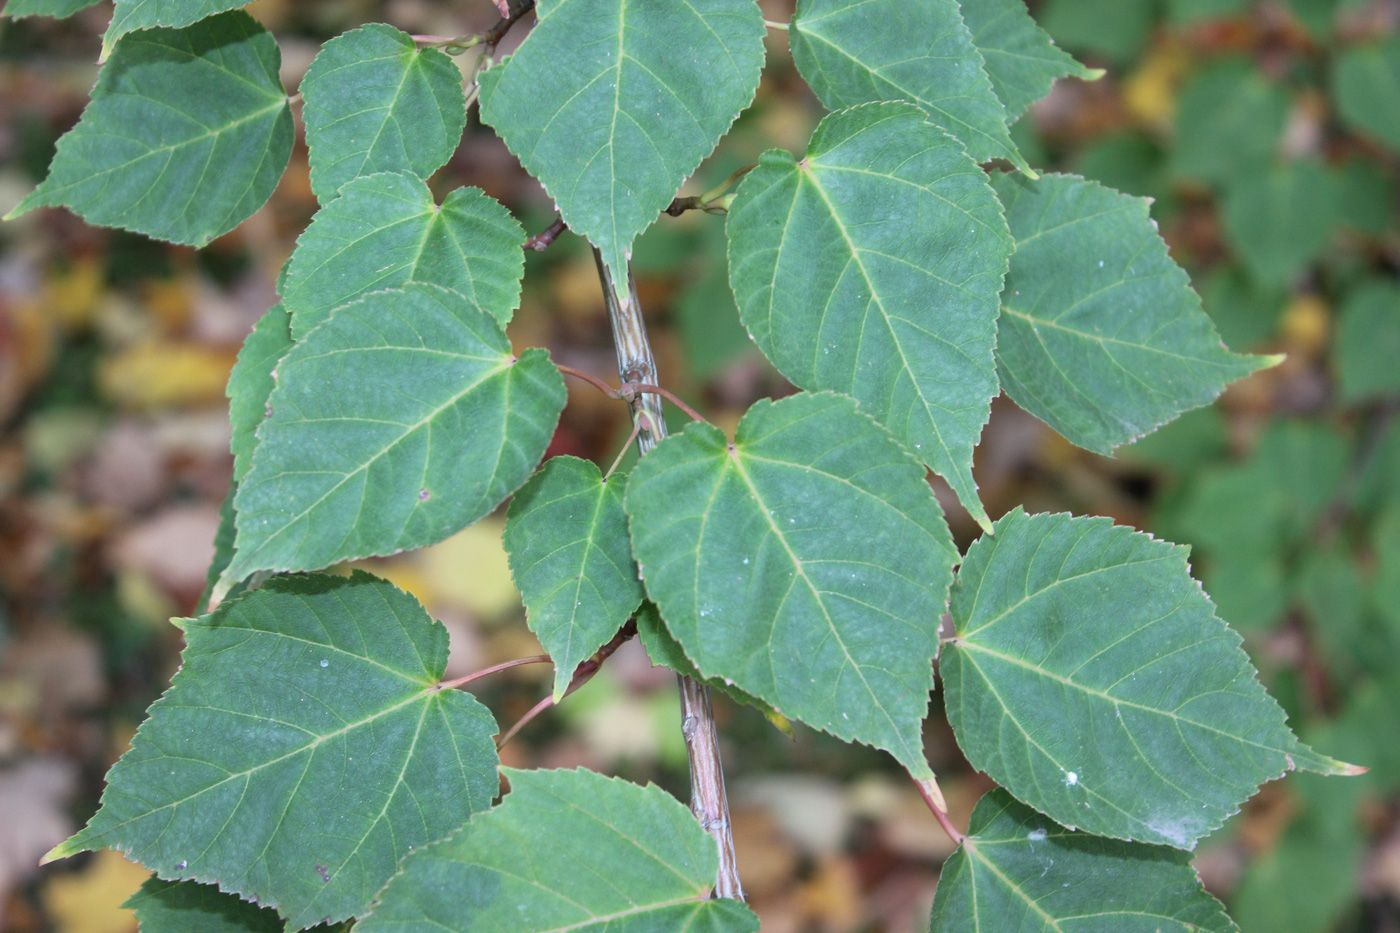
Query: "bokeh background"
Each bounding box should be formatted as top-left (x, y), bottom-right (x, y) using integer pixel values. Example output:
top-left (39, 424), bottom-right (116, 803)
top-left (1, 0), bottom-right (1398, 930)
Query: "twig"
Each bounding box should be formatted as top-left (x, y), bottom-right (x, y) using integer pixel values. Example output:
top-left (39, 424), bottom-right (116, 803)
top-left (912, 775), bottom-right (964, 846)
top-left (555, 364), bottom-right (706, 423)
top-left (484, 0), bottom-right (536, 50)
top-left (524, 216), bottom-right (568, 251)
top-left (437, 655), bottom-right (550, 691)
top-left (495, 620), bottom-right (638, 749)
top-left (604, 416), bottom-right (646, 480)
top-left (592, 249), bottom-right (743, 901)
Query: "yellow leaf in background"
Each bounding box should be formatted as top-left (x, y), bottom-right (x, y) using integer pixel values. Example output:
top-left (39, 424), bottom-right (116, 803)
top-left (361, 518), bottom-right (521, 619)
top-left (41, 850), bottom-right (147, 933)
top-left (43, 259), bottom-right (104, 330)
top-left (1124, 41), bottom-right (1191, 127)
top-left (414, 518), bottom-right (520, 619)
top-left (98, 340), bottom-right (235, 409)
top-left (1281, 294), bottom-right (1330, 356)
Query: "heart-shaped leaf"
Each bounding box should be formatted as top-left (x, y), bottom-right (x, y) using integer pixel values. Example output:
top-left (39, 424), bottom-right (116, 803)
top-left (478, 0), bottom-right (766, 282)
top-left (359, 768), bottom-right (760, 932)
top-left (929, 790), bottom-right (1239, 932)
top-left (625, 392), bottom-right (956, 777)
top-left (280, 173), bottom-right (524, 337)
top-left (7, 11), bottom-right (292, 247)
top-left (223, 283), bottom-right (564, 588)
top-left (728, 102), bottom-right (1011, 529)
top-left (47, 572), bottom-right (501, 929)
top-left (300, 24), bottom-right (467, 203)
top-left (941, 508), bottom-right (1357, 850)
top-left (504, 456), bottom-right (645, 700)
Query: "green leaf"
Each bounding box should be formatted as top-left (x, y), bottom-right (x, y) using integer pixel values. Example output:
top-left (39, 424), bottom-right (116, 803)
top-left (942, 508), bottom-right (1355, 850)
top-left (280, 173), bottom-right (524, 338)
top-left (478, 0), bottom-right (766, 283)
top-left (992, 173), bottom-right (1273, 455)
top-left (1332, 279), bottom-right (1400, 403)
top-left (359, 768), bottom-right (760, 933)
top-left (6, 11), bottom-right (292, 247)
top-left (228, 303), bottom-right (291, 484)
top-left (196, 479), bottom-right (237, 615)
top-left (2, 0), bottom-right (99, 18)
top-left (300, 24), bottom-right (467, 203)
top-left (789, 0), bottom-right (1026, 171)
top-left (103, 1), bottom-right (249, 52)
top-left (123, 878), bottom-right (281, 933)
top-left (928, 790), bottom-right (1238, 932)
top-left (1221, 159), bottom-right (1339, 287)
top-left (728, 103), bottom-right (1010, 528)
top-left (625, 392), bottom-right (957, 777)
top-left (1337, 156), bottom-right (1395, 236)
top-left (47, 572), bottom-right (500, 929)
top-left (1333, 36), bottom-right (1400, 154)
top-left (961, 0), bottom-right (1100, 122)
top-left (1375, 505), bottom-right (1400, 634)
top-left (222, 283), bottom-right (565, 587)
top-left (637, 602), bottom-right (796, 739)
top-left (1171, 58), bottom-right (1289, 188)
top-left (504, 456), bottom-right (644, 700)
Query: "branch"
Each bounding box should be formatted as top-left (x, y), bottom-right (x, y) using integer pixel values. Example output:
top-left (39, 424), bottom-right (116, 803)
top-left (555, 364), bottom-right (707, 424)
top-left (592, 250), bottom-right (743, 901)
top-left (524, 216), bottom-right (568, 251)
top-left (496, 620), bottom-right (638, 749)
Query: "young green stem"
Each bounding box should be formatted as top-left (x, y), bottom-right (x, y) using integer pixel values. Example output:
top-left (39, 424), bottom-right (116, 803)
top-left (592, 249), bottom-right (743, 901)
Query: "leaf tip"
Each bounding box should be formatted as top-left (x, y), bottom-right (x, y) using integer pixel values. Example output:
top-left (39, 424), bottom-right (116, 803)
top-left (1342, 761), bottom-right (1370, 776)
top-left (39, 839), bottom-right (79, 866)
top-left (1083, 67), bottom-right (1108, 82)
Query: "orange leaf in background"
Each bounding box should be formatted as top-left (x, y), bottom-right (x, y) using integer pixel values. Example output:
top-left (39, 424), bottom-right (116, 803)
top-left (1124, 40), bottom-right (1192, 127)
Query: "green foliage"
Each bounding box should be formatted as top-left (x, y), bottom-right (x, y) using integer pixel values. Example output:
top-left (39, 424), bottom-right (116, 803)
top-left (992, 173), bottom-right (1271, 454)
top-left (123, 878), bottom-right (283, 933)
top-left (223, 283), bottom-right (564, 587)
top-left (299, 24), bottom-right (467, 204)
top-left (280, 173), bottom-right (524, 337)
top-left (928, 790), bottom-right (1238, 932)
top-left (789, 0), bottom-right (1027, 170)
top-left (626, 392), bottom-right (956, 776)
top-left (727, 102), bottom-right (1011, 527)
top-left (504, 456), bottom-right (643, 699)
top-left (360, 768), bottom-right (760, 932)
top-left (6, 12), bottom-right (292, 247)
top-left (49, 573), bottom-right (501, 929)
top-left (479, 0), bottom-right (766, 284)
top-left (10, 0), bottom-right (1371, 929)
top-left (0, 0), bottom-right (99, 17)
top-left (944, 509), bottom-right (1348, 850)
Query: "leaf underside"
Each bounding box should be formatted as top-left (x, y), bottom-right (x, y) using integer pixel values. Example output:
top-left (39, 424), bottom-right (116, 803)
top-left (9, 11), bottom-right (292, 247)
top-left (359, 768), bottom-right (760, 932)
top-left (280, 172), bottom-right (524, 338)
top-left (941, 508), bottom-right (1354, 850)
top-left (478, 0), bottom-right (767, 282)
top-left (504, 456), bottom-right (645, 700)
top-left (789, 0), bottom-right (1025, 170)
top-left (299, 23), bottom-right (467, 204)
top-left (625, 392), bottom-right (957, 777)
top-left (928, 789), bottom-right (1239, 932)
top-left (50, 573), bottom-right (500, 929)
top-left (992, 173), bottom-right (1271, 454)
top-left (223, 283), bottom-right (564, 587)
top-left (728, 102), bottom-right (1011, 528)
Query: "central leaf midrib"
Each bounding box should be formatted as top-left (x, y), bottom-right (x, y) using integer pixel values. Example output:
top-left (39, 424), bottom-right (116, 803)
top-left (725, 447), bottom-right (914, 760)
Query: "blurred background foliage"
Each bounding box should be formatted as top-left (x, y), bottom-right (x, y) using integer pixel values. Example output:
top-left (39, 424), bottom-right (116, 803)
top-left (0, 0), bottom-right (1397, 930)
